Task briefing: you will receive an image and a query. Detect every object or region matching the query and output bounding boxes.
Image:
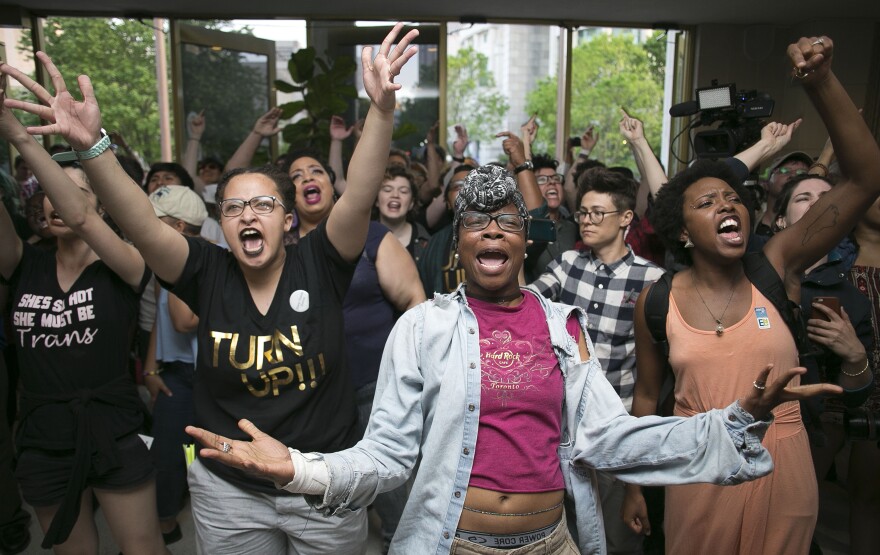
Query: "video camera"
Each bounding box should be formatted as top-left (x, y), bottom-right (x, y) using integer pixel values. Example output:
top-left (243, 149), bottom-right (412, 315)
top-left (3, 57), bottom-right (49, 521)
top-left (669, 80), bottom-right (774, 159)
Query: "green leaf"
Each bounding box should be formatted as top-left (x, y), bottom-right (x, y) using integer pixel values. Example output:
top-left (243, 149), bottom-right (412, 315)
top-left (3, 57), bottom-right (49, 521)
top-left (274, 79), bottom-right (297, 93)
top-left (278, 100), bottom-right (306, 119)
top-left (291, 47), bottom-right (316, 82)
top-left (315, 58), bottom-right (330, 74)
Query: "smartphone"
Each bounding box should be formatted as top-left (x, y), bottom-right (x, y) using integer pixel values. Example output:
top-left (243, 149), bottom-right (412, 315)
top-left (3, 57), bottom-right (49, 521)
top-left (528, 218), bottom-right (557, 243)
top-left (568, 136), bottom-right (581, 148)
top-left (810, 296), bottom-right (841, 321)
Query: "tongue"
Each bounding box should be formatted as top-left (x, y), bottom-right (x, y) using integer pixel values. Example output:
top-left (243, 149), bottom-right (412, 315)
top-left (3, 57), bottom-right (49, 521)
top-left (478, 252), bottom-right (507, 267)
top-left (719, 231), bottom-right (742, 244)
top-left (243, 237), bottom-right (263, 252)
top-left (304, 191), bottom-right (322, 205)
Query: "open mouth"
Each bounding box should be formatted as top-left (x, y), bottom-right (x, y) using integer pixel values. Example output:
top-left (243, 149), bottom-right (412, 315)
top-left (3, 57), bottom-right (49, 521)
top-left (239, 228), bottom-right (264, 256)
top-left (717, 217), bottom-right (743, 245)
top-left (387, 201), bottom-right (401, 210)
top-left (476, 249), bottom-right (509, 269)
top-left (302, 185), bottom-right (322, 206)
top-left (544, 188), bottom-right (560, 199)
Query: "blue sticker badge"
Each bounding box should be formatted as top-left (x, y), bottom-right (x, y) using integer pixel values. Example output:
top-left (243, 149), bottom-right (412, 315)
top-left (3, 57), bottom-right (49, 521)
top-left (755, 307), bottom-right (771, 329)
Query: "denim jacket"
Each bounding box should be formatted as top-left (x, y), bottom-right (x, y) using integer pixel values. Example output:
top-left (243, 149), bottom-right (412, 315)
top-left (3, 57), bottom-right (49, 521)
top-left (306, 285), bottom-right (774, 554)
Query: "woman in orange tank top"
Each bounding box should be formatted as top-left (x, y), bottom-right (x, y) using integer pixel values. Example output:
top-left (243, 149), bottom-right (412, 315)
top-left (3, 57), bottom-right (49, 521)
top-left (623, 36), bottom-right (880, 555)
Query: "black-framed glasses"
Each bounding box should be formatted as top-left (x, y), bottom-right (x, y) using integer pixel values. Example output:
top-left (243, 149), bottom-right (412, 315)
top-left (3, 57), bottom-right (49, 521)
top-left (219, 196), bottom-right (286, 217)
top-left (536, 174), bottom-right (564, 185)
top-left (460, 211), bottom-right (525, 232)
top-left (574, 209), bottom-right (620, 225)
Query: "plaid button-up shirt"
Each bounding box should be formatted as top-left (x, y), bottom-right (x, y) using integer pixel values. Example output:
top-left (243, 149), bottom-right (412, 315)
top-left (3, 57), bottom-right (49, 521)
top-left (532, 248), bottom-right (664, 411)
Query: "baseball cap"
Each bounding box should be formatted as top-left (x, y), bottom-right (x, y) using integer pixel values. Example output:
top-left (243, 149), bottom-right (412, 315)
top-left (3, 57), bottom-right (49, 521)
top-left (150, 185), bottom-right (208, 227)
top-left (767, 151), bottom-right (813, 175)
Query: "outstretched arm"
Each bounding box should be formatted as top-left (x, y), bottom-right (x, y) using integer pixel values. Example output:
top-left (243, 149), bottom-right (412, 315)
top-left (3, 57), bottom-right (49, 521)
top-left (0, 68), bottom-right (146, 287)
top-left (733, 119), bottom-right (802, 172)
top-left (182, 110), bottom-right (206, 194)
top-left (1, 53), bottom-right (186, 284)
top-left (766, 36), bottom-right (880, 277)
top-left (498, 131), bottom-right (543, 210)
top-left (326, 23), bottom-right (419, 262)
top-left (620, 109), bottom-right (667, 200)
top-left (327, 115), bottom-right (352, 196)
top-left (225, 107), bottom-right (282, 171)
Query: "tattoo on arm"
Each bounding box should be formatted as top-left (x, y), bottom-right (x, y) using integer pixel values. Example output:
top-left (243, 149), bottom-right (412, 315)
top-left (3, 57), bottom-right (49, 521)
top-left (801, 204), bottom-right (839, 246)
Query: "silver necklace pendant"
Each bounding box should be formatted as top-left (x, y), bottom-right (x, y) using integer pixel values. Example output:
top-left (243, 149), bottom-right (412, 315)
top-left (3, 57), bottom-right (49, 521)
top-left (715, 321), bottom-right (724, 336)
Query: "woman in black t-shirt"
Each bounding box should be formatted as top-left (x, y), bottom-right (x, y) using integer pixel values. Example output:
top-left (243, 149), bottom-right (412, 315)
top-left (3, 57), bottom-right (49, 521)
top-left (0, 80), bottom-right (167, 551)
top-left (2, 24), bottom-right (420, 553)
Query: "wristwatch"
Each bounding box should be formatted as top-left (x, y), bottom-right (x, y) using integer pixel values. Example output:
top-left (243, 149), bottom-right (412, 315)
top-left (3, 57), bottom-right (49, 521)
top-left (513, 160), bottom-right (534, 174)
top-left (50, 128), bottom-right (110, 163)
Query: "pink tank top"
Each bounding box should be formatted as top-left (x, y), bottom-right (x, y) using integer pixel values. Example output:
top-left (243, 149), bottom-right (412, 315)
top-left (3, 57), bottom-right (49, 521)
top-left (467, 293), bottom-right (579, 493)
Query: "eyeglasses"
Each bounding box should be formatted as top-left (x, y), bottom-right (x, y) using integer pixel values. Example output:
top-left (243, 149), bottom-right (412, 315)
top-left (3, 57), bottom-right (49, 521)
top-left (219, 196), bottom-right (286, 217)
top-left (535, 174), bottom-right (564, 186)
top-left (775, 167), bottom-right (807, 176)
top-left (460, 211), bottom-right (525, 233)
top-left (574, 209), bottom-right (620, 225)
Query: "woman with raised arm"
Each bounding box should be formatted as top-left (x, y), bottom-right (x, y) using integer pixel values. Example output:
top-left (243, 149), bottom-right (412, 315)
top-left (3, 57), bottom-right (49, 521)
top-left (2, 23), bottom-right (419, 553)
top-left (0, 79), bottom-right (164, 553)
top-left (623, 36), bottom-right (880, 554)
top-left (185, 163), bottom-right (839, 555)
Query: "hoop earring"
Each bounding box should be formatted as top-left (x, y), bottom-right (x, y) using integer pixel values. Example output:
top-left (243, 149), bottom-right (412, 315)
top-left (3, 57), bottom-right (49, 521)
top-left (684, 238), bottom-right (694, 248)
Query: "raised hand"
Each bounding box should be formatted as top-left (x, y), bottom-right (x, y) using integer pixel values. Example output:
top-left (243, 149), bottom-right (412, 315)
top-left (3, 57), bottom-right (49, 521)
top-left (581, 124), bottom-right (599, 151)
top-left (739, 364), bottom-right (843, 421)
top-left (1, 51), bottom-right (102, 150)
top-left (329, 115), bottom-right (354, 141)
top-left (788, 36), bottom-right (833, 84)
top-left (188, 110), bottom-right (206, 140)
top-left (362, 23), bottom-right (419, 113)
top-left (521, 114), bottom-right (538, 146)
top-left (759, 119), bottom-right (802, 153)
top-left (497, 131), bottom-right (527, 167)
top-left (452, 124), bottom-right (469, 157)
top-left (0, 74), bottom-right (29, 142)
top-left (618, 109), bottom-right (643, 143)
top-left (426, 120), bottom-right (439, 145)
top-left (253, 107), bottom-right (282, 137)
top-left (186, 419), bottom-right (294, 485)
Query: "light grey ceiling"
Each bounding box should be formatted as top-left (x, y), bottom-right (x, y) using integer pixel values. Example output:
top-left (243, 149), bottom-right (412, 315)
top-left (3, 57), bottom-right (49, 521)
top-left (11, 1), bottom-right (880, 28)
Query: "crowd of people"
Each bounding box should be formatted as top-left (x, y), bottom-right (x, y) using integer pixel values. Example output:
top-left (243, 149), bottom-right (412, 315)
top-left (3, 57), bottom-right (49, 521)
top-left (0, 24), bottom-right (878, 555)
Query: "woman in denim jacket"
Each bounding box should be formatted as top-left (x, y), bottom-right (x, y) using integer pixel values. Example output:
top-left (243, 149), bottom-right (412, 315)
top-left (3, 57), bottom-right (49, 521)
top-left (189, 165), bottom-right (839, 555)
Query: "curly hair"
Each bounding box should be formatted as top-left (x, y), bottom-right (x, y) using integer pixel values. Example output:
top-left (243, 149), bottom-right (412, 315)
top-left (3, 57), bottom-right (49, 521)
top-left (215, 165), bottom-right (296, 215)
top-left (651, 159), bottom-right (755, 265)
top-left (532, 153), bottom-right (559, 172)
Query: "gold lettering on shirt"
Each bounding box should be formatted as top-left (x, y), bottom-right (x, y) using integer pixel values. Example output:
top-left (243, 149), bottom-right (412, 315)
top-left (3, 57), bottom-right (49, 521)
top-left (241, 370), bottom-right (270, 397)
top-left (209, 326), bottom-right (326, 397)
top-left (269, 366), bottom-right (294, 395)
top-left (211, 331), bottom-right (233, 367)
top-left (228, 333), bottom-right (256, 369)
top-left (273, 326), bottom-right (303, 358)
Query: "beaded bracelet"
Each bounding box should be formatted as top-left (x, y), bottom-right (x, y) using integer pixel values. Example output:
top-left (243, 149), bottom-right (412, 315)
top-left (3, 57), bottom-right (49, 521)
top-left (810, 162), bottom-right (829, 176)
top-left (840, 359), bottom-right (870, 377)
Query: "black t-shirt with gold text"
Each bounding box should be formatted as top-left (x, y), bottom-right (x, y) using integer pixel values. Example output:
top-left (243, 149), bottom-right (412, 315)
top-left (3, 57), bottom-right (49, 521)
top-left (166, 222), bottom-right (360, 494)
